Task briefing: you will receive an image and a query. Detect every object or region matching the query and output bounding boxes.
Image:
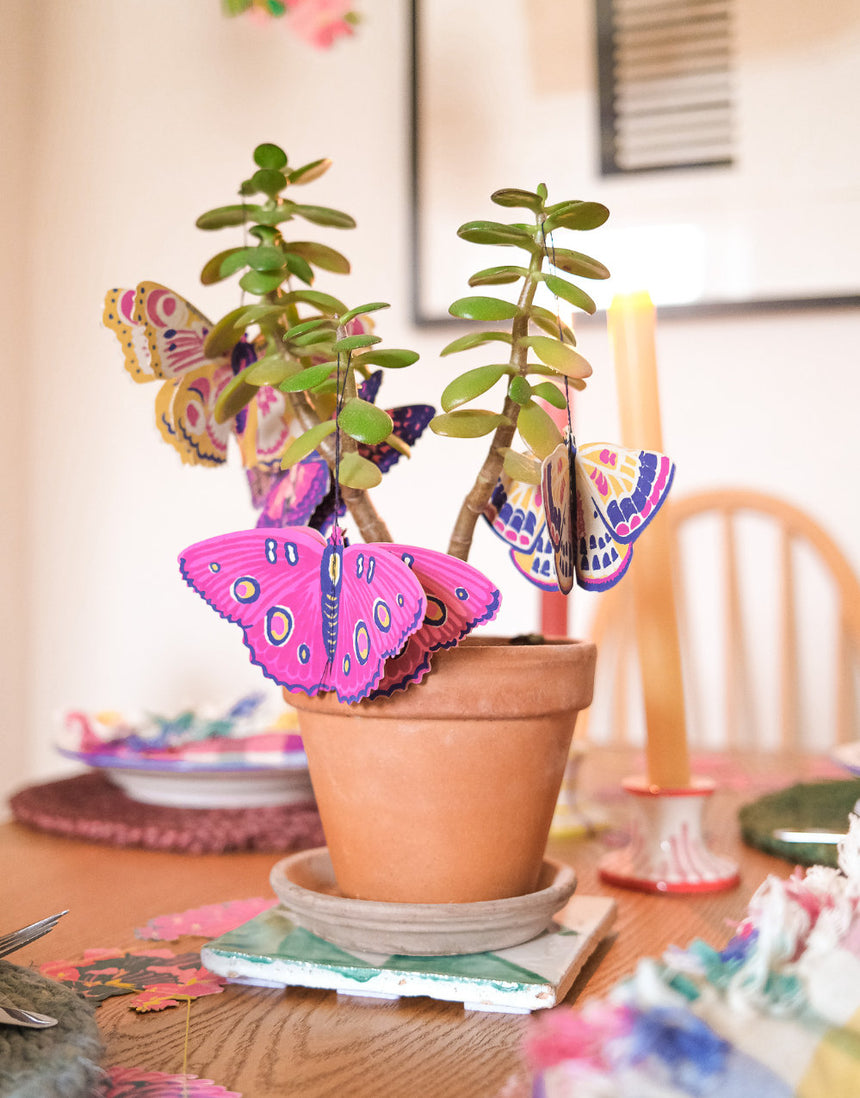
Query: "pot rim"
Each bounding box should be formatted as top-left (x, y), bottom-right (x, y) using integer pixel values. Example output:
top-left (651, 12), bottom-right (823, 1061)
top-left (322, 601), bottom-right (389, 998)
top-left (286, 634), bottom-right (596, 718)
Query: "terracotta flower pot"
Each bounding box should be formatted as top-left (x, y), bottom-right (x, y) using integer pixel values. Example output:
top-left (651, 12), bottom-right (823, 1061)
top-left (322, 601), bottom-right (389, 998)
top-left (288, 636), bottom-right (596, 904)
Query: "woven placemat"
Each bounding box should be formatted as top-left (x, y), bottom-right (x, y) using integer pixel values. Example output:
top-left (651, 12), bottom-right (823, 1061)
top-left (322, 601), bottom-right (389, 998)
top-left (739, 777), bottom-right (860, 867)
top-left (9, 772), bottom-right (325, 854)
top-left (0, 959), bottom-right (103, 1098)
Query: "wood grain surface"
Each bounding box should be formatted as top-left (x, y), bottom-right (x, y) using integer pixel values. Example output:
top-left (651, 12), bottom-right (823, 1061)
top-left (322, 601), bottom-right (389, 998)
top-left (1, 748), bottom-right (840, 1097)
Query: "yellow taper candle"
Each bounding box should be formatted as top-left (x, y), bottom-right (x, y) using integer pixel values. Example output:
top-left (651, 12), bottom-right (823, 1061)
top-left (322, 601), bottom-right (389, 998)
top-left (607, 292), bottom-right (691, 788)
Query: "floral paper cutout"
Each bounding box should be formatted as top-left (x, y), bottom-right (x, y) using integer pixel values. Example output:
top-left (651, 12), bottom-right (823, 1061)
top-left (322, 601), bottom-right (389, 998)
top-left (40, 948), bottom-right (225, 1011)
top-left (102, 1066), bottom-right (241, 1097)
top-left (135, 898), bottom-right (277, 942)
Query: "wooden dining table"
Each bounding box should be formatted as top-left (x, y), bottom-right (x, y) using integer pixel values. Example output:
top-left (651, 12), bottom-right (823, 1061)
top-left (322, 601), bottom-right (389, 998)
top-left (0, 747), bottom-right (844, 1097)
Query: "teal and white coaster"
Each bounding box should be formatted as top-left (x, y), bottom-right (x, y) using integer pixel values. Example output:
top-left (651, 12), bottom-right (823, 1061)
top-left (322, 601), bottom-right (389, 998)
top-left (201, 893), bottom-right (616, 1013)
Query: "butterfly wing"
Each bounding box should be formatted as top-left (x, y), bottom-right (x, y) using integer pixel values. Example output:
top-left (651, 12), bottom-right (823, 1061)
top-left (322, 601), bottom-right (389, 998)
top-left (179, 527), bottom-right (335, 694)
top-left (509, 524), bottom-right (560, 592)
top-left (180, 528), bottom-right (428, 704)
top-left (571, 470), bottom-right (632, 591)
top-left (576, 443), bottom-right (675, 543)
top-left (355, 371), bottom-right (434, 473)
top-left (253, 453), bottom-right (331, 528)
top-left (134, 282), bottom-right (217, 380)
top-left (371, 546), bottom-right (501, 696)
top-left (103, 288), bottom-right (155, 382)
top-left (241, 379), bottom-right (295, 471)
top-left (358, 370), bottom-right (384, 404)
top-left (540, 442), bottom-right (576, 594)
top-left (329, 542), bottom-right (427, 702)
top-left (484, 476), bottom-right (544, 555)
top-left (157, 361), bottom-right (235, 466)
top-left (359, 404), bottom-right (436, 474)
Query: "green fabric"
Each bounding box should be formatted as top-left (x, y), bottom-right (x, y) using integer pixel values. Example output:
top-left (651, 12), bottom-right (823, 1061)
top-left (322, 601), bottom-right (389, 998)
top-left (739, 778), bottom-right (860, 867)
top-left (0, 960), bottom-right (103, 1098)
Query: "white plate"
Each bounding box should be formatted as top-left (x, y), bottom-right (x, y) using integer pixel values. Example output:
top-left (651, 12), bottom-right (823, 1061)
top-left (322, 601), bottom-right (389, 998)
top-left (56, 744), bottom-right (313, 809)
top-left (105, 764), bottom-right (314, 809)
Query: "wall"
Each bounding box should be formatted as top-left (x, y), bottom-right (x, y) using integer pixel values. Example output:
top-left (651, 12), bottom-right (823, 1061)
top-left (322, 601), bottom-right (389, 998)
top-left (1, 1), bottom-right (857, 804)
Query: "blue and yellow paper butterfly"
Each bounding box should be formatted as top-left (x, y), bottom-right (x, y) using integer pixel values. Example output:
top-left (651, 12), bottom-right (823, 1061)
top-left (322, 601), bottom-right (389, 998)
top-left (541, 435), bottom-right (676, 593)
top-left (486, 436), bottom-right (675, 593)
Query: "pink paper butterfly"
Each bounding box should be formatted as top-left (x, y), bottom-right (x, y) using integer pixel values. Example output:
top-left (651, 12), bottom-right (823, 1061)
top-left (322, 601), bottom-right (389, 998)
top-left (369, 546), bottom-right (501, 696)
top-left (246, 454), bottom-right (332, 528)
top-left (542, 437), bottom-right (676, 593)
top-left (179, 527), bottom-right (501, 704)
top-left (103, 282), bottom-right (292, 468)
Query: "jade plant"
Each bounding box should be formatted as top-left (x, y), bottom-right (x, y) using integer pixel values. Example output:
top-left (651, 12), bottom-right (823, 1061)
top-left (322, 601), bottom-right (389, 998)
top-left (105, 141), bottom-right (683, 701)
top-left (191, 142), bottom-right (610, 563)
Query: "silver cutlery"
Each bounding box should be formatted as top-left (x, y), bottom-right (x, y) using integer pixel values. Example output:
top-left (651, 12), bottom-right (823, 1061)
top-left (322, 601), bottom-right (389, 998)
top-left (0, 912), bottom-right (68, 1028)
top-left (0, 998), bottom-right (58, 1029)
top-left (772, 828), bottom-right (846, 845)
top-left (0, 911), bottom-right (68, 959)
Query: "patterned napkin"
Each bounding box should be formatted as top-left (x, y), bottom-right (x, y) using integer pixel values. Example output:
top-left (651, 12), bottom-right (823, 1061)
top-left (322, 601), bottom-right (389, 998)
top-left (508, 810), bottom-right (860, 1096)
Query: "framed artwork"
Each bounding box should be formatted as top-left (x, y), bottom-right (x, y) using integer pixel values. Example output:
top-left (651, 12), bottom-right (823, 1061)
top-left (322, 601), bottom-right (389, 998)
top-left (409, 0), bottom-right (860, 324)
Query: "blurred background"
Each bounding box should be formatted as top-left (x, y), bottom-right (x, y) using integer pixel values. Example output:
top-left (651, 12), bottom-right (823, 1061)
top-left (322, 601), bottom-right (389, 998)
top-left (1, 0), bottom-right (857, 802)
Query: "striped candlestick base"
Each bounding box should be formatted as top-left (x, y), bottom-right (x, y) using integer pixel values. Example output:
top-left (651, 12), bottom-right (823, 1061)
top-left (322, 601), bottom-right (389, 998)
top-left (599, 776), bottom-right (740, 894)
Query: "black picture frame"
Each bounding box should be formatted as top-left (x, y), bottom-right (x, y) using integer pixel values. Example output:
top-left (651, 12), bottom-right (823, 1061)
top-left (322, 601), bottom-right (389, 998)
top-left (408, 0), bottom-right (860, 326)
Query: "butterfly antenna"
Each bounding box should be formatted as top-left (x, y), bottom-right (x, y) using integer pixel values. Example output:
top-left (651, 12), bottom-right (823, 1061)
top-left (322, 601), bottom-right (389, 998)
top-left (539, 222), bottom-right (575, 443)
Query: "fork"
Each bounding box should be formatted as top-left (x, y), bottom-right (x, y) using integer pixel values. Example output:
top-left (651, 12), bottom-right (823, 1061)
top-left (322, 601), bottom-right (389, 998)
top-left (0, 993), bottom-right (58, 1028)
top-left (0, 911), bottom-right (68, 960)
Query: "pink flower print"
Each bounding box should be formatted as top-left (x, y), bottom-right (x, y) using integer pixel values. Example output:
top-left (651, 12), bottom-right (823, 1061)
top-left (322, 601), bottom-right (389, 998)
top-left (285, 0), bottom-right (356, 49)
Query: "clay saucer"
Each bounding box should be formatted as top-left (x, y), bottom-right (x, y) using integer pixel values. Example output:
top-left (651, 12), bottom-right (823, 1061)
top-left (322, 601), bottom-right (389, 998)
top-left (269, 847), bottom-right (577, 956)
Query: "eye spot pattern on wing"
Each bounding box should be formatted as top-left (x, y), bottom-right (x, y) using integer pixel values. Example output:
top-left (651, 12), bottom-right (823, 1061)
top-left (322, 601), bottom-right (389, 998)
top-left (265, 607), bottom-right (294, 646)
top-left (231, 577), bottom-right (260, 604)
top-left (425, 596), bottom-right (447, 627)
top-left (373, 599), bottom-right (392, 631)
top-left (353, 621), bottom-right (371, 665)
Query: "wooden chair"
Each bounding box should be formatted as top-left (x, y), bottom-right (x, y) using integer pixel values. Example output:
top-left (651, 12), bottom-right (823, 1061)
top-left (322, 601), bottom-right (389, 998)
top-left (579, 488), bottom-right (860, 752)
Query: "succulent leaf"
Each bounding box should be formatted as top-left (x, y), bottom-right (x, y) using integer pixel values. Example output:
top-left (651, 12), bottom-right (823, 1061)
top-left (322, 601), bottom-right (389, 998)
top-left (490, 187), bottom-right (543, 212)
top-left (280, 422), bottom-right (337, 469)
top-left (430, 410), bottom-right (511, 438)
top-left (338, 451), bottom-right (383, 489)
top-left (517, 401), bottom-right (563, 459)
top-left (440, 331), bottom-right (513, 356)
top-left (338, 398), bottom-right (393, 445)
top-left (449, 296), bottom-right (520, 322)
top-left (441, 364), bottom-right (510, 412)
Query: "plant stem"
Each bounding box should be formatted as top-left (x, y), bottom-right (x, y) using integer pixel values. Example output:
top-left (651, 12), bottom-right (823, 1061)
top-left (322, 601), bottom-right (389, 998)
top-left (261, 290), bottom-right (395, 545)
top-left (288, 383), bottom-right (394, 545)
top-left (446, 240), bottom-right (544, 561)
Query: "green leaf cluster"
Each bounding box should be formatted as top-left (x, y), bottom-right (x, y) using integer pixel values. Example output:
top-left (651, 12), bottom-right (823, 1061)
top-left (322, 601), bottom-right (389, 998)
top-left (197, 144), bottom-right (354, 298)
top-left (199, 144), bottom-right (420, 491)
top-left (430, 184), bottom-right (610, 460)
